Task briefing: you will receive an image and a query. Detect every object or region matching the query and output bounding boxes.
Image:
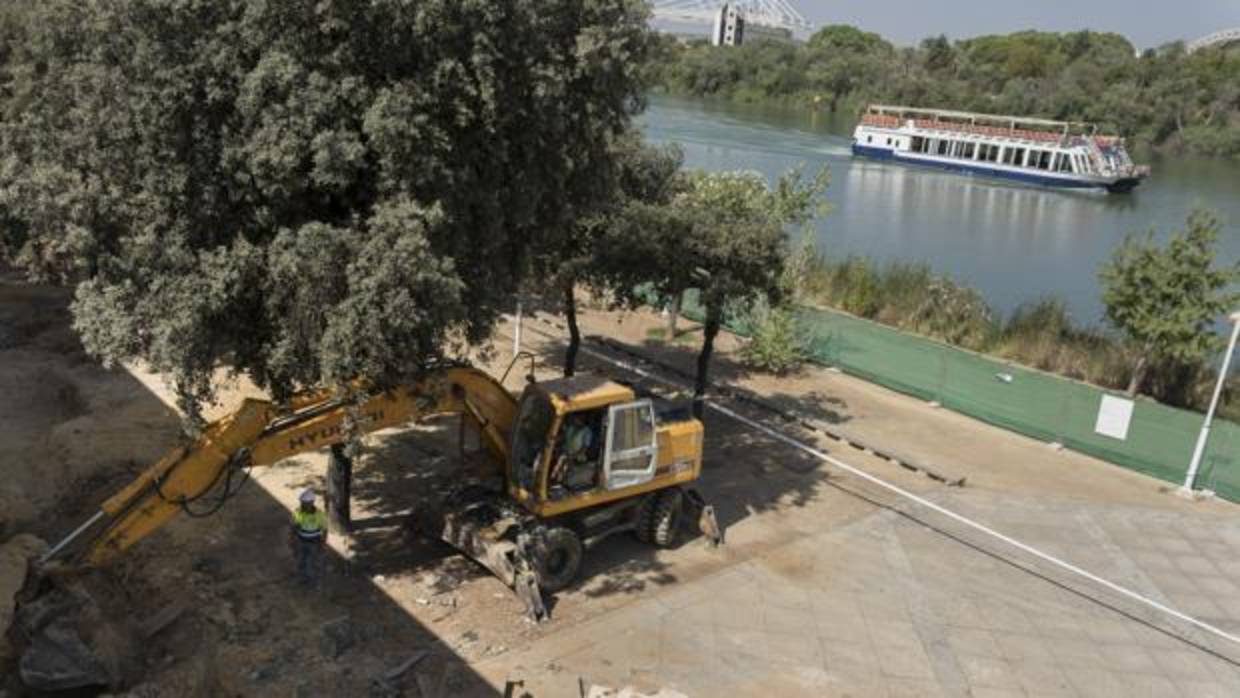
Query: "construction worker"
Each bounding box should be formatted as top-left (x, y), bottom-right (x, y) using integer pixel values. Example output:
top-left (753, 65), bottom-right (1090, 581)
top-left (291, 489), bottom-right (328, 586)
top-left (552, 413), bottom-right (598, 491)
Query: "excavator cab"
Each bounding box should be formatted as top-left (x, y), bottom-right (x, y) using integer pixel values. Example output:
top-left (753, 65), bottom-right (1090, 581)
top-left (503, 376), bottom-right (704, 515)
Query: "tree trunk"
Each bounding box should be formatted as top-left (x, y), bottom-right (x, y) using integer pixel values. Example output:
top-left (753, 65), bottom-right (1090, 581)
top-left (667, 290), bottom-right (682, 337)
top-left (326, 444), bottom-right (352, 532)
top-left (1126, 353), bottom-right (1149, 397)
top-left (693, 307), bottom-right (721, 420)
top-left (563, 281), bottom-right (580, 377)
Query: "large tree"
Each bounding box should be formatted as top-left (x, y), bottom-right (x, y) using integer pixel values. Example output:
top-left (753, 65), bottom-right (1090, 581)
top-left (0, 0), bottom-right (652, 422)
top-left (1100, 209), bottom-right (1240, 396)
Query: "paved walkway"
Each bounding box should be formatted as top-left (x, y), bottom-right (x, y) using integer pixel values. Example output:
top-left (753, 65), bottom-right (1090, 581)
top-left (461, 313), bottom-right (1240, 697)
top-left (474, 489), bottom-right (1240, 697)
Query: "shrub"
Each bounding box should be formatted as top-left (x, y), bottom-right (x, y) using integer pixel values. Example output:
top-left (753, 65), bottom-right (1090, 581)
top-left (740, 301), bottom-right (809, 375)
top-left (910, 278), bottom-right (996, 350)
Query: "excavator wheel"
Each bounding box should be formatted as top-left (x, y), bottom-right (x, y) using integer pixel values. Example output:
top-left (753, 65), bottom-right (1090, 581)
top-left (647, 487), bottom-right (683, 548)
top-left (633, 493), bottom-right (658, 544)
top-left (531, 526), bottom-right (582, 593)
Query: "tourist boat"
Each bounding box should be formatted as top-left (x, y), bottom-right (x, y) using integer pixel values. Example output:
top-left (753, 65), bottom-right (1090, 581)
top-left (851, 105), bottom-right (1150, 193)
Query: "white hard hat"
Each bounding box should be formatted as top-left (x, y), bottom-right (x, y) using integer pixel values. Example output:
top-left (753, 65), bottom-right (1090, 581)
top-left (298, 489), bottom-right (316, 504)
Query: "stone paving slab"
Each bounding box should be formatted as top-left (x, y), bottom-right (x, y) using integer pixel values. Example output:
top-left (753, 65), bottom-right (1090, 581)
top-left (475, 489), bottom-right (1240, 696)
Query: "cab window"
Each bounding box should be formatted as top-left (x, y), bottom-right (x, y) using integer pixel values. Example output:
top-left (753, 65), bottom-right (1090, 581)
top-left (604, 400), bottom-right (657, 490)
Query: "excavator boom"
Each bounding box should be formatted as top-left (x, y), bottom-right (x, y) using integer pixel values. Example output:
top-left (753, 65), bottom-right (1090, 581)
top-left (46, 366), bottom-right (517, 566)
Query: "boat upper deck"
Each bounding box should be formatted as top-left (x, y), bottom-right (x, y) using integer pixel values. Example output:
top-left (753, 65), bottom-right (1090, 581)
top-left (859, 105), bottom-right (1122, 150)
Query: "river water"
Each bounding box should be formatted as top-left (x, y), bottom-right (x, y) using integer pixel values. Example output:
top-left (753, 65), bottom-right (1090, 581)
top-left (639, 95), bottom-right (1240, 324)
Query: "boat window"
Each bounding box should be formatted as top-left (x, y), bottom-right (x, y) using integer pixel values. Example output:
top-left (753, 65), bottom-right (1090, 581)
top-left (937, 140), bottom-right (950, 156)
top-left (886, 137), bottom-right (892, 146)
top-left (911, 136), bottom-right (924, 152)
top-left (961, 142), bottom-right (976, 159)
top-left (1055, 153), bottom-right (1072, 173)
top-left (1037, 151), bottom-right (1052, 170)
top-left (867, 135), bottom-right (873, 144)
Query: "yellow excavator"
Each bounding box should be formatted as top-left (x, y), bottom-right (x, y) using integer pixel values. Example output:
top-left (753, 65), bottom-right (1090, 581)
top-left (38, 358), bottom-right (720, 621)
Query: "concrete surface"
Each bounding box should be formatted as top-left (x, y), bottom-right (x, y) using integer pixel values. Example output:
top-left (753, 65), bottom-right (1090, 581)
top-left (474, 488), bottom-right (1240, 697)
top-left (463, 311), bottom-right (1240, 697)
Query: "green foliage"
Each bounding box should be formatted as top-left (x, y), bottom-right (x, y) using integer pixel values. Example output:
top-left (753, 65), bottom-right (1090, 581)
top-left (648, 26), bottom-right (1240, 156)
top-left (597, 166), bottom-right (828, 410)
top-left (0, 0), bottom-right (653, 420)
top-left (605, 166), bottom-right (828, 316)
top-left (1100, 209), bottom-right (1240, 393)
top-left (739, 300), bottom-right (809, 375)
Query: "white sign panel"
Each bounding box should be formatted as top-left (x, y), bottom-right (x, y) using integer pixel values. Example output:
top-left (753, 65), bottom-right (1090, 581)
top-left (1095, 394), bottom-right (1135, 441)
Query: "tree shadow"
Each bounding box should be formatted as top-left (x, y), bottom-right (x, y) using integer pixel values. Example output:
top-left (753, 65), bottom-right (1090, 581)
top-left (343, 422), bottom-right (502, 581)
top-left (0, 276), bottom-right (497, 696)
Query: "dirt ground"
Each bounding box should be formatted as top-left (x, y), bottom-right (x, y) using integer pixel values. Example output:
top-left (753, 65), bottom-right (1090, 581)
top-left (0, 273), bottom-right (896, 696)
top-left (2, 273), bottom-right (1233, 697)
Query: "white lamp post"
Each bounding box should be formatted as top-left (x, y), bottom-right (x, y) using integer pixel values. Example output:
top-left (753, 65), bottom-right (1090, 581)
top-left (1181, 310), bottom-right (1240, 496)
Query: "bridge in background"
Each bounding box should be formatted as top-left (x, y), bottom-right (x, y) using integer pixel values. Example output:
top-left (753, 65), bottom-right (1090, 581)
top-left (649, 0), bottom-right (812, 34)
top-left (1187, 27), bottom-right (1240, 53)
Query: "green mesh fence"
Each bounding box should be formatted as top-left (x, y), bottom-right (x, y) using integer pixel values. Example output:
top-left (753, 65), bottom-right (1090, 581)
top-left (675, 292), bottom-right (1240, 502)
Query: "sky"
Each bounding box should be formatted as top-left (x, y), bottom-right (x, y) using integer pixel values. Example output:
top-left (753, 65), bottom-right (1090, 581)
top-left (791, 0), bottom-right (1240, 49)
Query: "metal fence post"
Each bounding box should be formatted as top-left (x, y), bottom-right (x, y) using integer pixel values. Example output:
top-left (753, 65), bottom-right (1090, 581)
top-left (513, 299), bottom-right (523, 356)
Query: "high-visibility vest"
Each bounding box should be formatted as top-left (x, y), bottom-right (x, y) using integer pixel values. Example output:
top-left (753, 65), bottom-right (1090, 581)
top-left (294, 509), bottom-right (327, 539)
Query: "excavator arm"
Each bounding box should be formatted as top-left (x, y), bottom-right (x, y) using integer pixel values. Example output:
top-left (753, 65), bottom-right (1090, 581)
top-left (44, 366), bottom-right (518, 567)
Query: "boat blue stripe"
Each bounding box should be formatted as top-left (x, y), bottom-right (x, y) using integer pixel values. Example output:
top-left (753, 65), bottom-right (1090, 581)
top-left (851, 144), bottom-right (1113, 190)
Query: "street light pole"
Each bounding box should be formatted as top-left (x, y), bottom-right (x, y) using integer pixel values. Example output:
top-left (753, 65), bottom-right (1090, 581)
top-left (1181, 310), bottom-right (1240, 496)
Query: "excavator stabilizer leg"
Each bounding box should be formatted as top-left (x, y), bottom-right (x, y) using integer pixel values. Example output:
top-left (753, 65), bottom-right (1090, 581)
top-left (685, 488), bottom-right (723, 547)
top-left (512, 570), bottom-right (547, 623)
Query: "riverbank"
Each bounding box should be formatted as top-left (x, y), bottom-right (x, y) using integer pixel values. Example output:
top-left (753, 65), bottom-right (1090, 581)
top-left (798, 253), bottom-right (1238, 421)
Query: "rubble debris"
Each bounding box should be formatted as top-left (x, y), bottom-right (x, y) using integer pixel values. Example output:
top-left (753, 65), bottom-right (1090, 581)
top-left (582, 682), bottom-right (689, 698)
top-left (319, 616), bottom-right (356, 659)
top-left (455, 630), bottom-right (479, 649)
top-left (17, 585), bottom-right (128, 691)
top-left (0, 533), bottom-right (47, 660)
top-left (139, 602), bottom-right (186, 639)
top-left (414, 670), bottom-right (441, 698)
top-left (382, 649), bottom-right (429, 681)
top-left (504, 678), bottom-right (533, 698)
top-left (367, 677), bottom-right (400, 698)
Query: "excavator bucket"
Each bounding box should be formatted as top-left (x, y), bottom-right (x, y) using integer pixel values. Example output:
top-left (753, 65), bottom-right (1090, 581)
top-left (413, 488), bottom-right (548, 622)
